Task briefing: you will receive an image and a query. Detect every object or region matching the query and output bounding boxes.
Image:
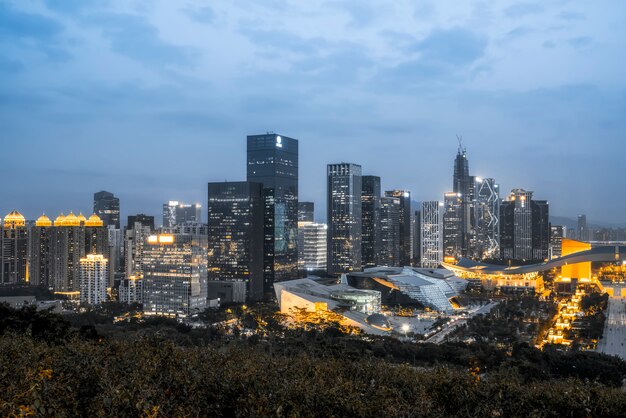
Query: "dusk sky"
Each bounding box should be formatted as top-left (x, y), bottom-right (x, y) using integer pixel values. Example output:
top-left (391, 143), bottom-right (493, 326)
top-left (1, 0), bottom-right (625, 225)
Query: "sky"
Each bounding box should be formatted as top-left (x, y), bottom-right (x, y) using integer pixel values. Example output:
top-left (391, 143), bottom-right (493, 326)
top-left (1, 0), bottom-right (625, 226)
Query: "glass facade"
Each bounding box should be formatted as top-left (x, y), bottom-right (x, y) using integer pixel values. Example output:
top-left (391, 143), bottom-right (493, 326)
top-left (361, 176), bottom-right (381, 268)
top-left (384, 190), bottom-right (411, 266)
top-left (380, 196), bottom-right (400, 267)
top-left (93, 191), bottom-right (120, 229)
top-left (143, 234), bottom-right (208, 318)
top-left (207, 181), bottom-right (264, 301)
top-left (247, 134), bottom-right (299, 294)
top-left (327, 163), bottom-right (362, 275)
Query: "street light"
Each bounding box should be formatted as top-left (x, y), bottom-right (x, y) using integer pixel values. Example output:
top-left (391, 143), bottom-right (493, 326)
top-left (402, 323), bottom-right (410, 338)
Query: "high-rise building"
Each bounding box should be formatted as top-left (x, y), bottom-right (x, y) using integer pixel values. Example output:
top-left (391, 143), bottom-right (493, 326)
top-left (79, 254), bottom-right (108, 305)
top-left (207, 181), bottom-right (264, 301)
top-left (298, 202), bottom-right (314, 222)
top-left (420, 201), bottom-right (443, 268)
top-left (29, 215), bottom-right (53, 288)
top-left (451, 143), bottom-right (475, 257)
top-left (94, 191), bottom-right (120, 229)
top-left (474, 178), bottom-right (500, 259)
top-left (127, 214), bottom-right (155, 231)
top-left (300, 222), bottom-right (327, 271)
top-left (327, 163), bottom-right (362, 275)
top-left (443, 192), bottom-right (463, 262)
top-left (118, 275), bottom-right (143, 304)
top-left (379, 196), bottom-right (400, 267)
top-left (384, 190), bottom-right (411, 266)
top-left (143, 234), bottom-right (208, 318)
top-left (500, 189), bottom-right (549, 261)
top-left (413, 210), bottom-right (421, 266)
top-left (361, 176), bottom-right (381, 268)
top-left (550, 225), bottom-right (564, 259)
top-left (247, 133), bottom-right (299, 289)
top-left (162, 202), bottom-right (202, 228)
top-left (124, 221), bottom-right (152, 279)
top-left (1, 211), bottom-right (28, 285)
top-left (577, 214), bottom-right (589, 242)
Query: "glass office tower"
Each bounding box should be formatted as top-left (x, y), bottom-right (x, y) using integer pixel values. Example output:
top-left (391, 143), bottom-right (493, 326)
top-left (247, 134), bottom-right (299, 295)
top-left (361, 176), bottom-right (381, 268)
top-left (93, 191), bottom-right (120, 229)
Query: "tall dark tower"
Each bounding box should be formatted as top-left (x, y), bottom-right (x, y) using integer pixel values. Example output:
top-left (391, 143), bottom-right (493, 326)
top-left (453, 138), bottom-right (471, 196)
top-left (93, 191), bottom-right (120, 229)
top-left (361, 176), bottom-right (381, 268)
top-left (384, 190), bottom-right (412, 266)
top-left (451, 138), bottom-right (473, 257)
top-left (247, 133), bottom-right (298, 295)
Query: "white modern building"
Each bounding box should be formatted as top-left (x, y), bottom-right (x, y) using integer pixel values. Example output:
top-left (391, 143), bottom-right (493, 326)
top-left (347, 267), bottom-right (468, 314)
top-left (274, 278), bottom-right (390, 335)
top-left (79, 254), bottom-right (108, 305)
top-left (298, 222), bottom-right (327, 271)
top-left (118, 275), bottom-right (143, 304)
top-left (421, 201), bottom-right (443, 268)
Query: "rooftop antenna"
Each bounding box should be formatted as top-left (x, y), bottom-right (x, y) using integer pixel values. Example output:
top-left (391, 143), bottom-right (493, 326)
top-left (456, 134), bottom-right (466, 154)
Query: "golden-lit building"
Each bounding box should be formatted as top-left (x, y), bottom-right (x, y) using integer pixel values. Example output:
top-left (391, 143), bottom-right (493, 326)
top-left (79, 254), bottom-right (108, 305)
top-left (560, 239), bottom-right (592, 280)
top-left (1, 211), bottom-right (28, 285)
top-left (143, 234), bottom-right (208, 318)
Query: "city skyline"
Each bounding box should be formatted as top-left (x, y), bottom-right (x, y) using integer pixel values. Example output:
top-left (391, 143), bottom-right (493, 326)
top-left (1, 1), bottom-right (626, 224)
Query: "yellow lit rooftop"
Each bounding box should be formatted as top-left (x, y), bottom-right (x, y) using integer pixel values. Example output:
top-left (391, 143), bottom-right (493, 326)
top-left (35, 214), bottom-right (52, 227)
top-left (3, 210), bottom-right (26, 228)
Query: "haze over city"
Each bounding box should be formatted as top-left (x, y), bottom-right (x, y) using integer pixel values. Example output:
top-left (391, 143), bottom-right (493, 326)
top-left (1, 0), bottom-right (625, 224)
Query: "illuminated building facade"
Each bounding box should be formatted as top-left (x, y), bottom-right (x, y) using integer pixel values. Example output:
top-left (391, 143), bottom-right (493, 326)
top-left (384, 190), bottom-right (412, 266)
top-left (207, 181), bottom-right (264, 301)
top-left (474, 177), bottom-right (500, 258)
top-left (327, 163), bottom-right (362, 275)
top-left (143, 234), bottom-right (208, 318)
top-left (79, 254), bottom-right (108, 305)
top-left (420, 201), bottom-right (443, 268)
top-left (94, 191), bottom-right (120, 229)
top-left (550, 225), bottom-right (564, 259)
top-left (118, 275), bottom-right (143, 304)
top-left (413, 210), bottom-right (421, 266)
top-left (577, 214), bottom-right (589, 242)
top-left (443, 192), bottom-right (463, 262)
top-left (500, 189), bottom-right (549, 261)
top-left (1, 211), bottom-right (28, 285)
top-left (125, 221), bottom-right (152, 279)
top-left (379, 196), bottom-right (400, 267)
top-left (162, 201), bottom-right (202, 227)
top-left (361, 176), bottom-right (381, 268)
top-left (298, 202), bottom-right (314, 222)
top-left (247, 133), bottom-right (299, 289)
top-left (452, 143), bottom-right (474, 257)
top-left (29, 215), bottom-right (53, 287)
top-left (300, 222), bottom-right (327, 271)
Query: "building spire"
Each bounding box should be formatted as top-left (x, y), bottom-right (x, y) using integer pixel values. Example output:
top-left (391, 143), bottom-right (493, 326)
top-left (456, 134), bottom-right (465, 155)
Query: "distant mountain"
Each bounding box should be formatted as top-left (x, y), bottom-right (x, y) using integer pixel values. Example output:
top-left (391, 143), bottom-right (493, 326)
top-left (550, 216), bottom-right (626, 229)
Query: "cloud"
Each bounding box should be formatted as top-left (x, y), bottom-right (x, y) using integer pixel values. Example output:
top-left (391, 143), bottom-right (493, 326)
top-left (240, 27), bottom-right (329, 55)
top-left (325, 1), bottom-right (380, 27)
top-left (0, 2), bottom-right (63, 40)
top-left (183, 5), bottom-right (215, 23)
top-left (84, 13), bottom-right (196, 68)
top-left (568, 36), bottom-right (592, 50)
top-left (558, 11), bottom-right (585, 21)
top-left (504, 2), bottom-right (544, 18)
top-left (413, 27), bottom-right (487, 67)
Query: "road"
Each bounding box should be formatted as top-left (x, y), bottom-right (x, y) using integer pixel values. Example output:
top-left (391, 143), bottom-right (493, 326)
top-left (425, 301), bottom-right (499, 344)
top-left (596, 296), bottom-right (626, 360)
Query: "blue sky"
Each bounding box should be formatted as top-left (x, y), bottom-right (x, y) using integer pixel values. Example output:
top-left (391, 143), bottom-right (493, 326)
top-left (1, 0), bottom-right (625, 225)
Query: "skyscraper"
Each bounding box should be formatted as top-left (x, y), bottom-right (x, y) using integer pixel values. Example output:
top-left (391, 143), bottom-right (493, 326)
top-left (413, 210), bottom-right (421, 265)
top-left (162, 202), bottom-right (202, 227)
top-left (500, 189), bottom-right (550, 261)
top-left (327, 163), bottom-right (362, 275)
top-left (474, 177), bottom-right (500, 259)
top-left (1, 211), bottom-right (28, 285)
top-left (79, 254), bottom-right (108, 305)
top-left (94, 191), bottom-right (120, 229)
top-left (384, 190), bottom-right (411, 266)
top-left (550, 225), bottom-right (564, 259)
top-left (379, 196), bottom-right (400, 267)
top-left (420, 201), bottom-right (443, 268)
top-left (300, 222), bottom-right (328, 271)
top-left (577, 214), bottom-right (589, 242)
top-left (247, 133), bottom-right (299, 289)
top-left (143, 234), bottom-right (208, 318)
top-left (207, 181), bottom-right (264, 301)
top-left (443, 192), bottom-right (463, 262)
top-left (127, 214), bottom-right (155, 231)
top-left (451, 142), bottom-right (474, 257)
top-left (298, 202), bottom-right (315, 222)
top-left (29, 215), bottom-right (53, 288)
top-left (361, 175), bottom-right (381, 268)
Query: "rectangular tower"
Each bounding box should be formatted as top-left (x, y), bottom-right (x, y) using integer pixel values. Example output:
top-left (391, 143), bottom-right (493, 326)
top-left (327, 163), bottom-right (362, 275)
top-left (94, 191), bottom-right (120, 229)
top-left (384, 190), bottom-right (411, 266)
top-left (420, 201), bottom-right (443, 268)
top-left (207, 181), bottom-right (264, 301)
top-left (361, 176), bottom-right (381, 268)
top-left (79, 254), bottom-right (108, 305)
top-left (380, 196), bottom-right (400, 267)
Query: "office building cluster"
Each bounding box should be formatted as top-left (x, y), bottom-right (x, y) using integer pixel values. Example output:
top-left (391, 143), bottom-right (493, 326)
top-left (1, 135), bottom-right (582, 318)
